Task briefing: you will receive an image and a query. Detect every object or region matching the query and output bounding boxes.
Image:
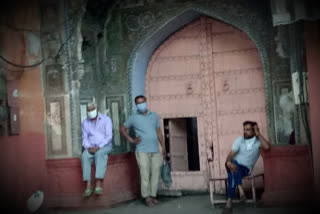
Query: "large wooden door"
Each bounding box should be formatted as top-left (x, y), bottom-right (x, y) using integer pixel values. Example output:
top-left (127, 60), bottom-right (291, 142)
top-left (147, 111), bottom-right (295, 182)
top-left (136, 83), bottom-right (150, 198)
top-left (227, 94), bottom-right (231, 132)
top-left (145, 16), bottom-right (267, 192)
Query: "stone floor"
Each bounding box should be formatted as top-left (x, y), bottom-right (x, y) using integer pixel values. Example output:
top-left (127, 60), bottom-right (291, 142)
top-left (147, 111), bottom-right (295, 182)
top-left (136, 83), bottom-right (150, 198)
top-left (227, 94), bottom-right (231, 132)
top-left (46, 194), bottom-right (316, 214)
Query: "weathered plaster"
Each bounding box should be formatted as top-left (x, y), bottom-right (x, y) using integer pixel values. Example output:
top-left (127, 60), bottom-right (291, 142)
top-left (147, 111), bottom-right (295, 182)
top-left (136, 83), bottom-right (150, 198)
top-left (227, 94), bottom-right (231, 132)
top-left (40, 0), bottom-right (86, 158)
top-left (25, 32), bottom-right (41, 57)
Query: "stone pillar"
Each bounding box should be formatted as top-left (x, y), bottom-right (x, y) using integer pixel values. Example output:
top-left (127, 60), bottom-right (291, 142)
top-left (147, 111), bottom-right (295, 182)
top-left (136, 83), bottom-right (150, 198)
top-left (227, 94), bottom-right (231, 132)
top-left (70, 61), bottom-right (85, 157)
top-left (0, 72), bottom-right (8, 136)
top-left (40, 0), bottom-right (86, 158)
top-left (67, 0), bottom-right (86, 157)
top-left (288, 22), bottom-right (311, 145)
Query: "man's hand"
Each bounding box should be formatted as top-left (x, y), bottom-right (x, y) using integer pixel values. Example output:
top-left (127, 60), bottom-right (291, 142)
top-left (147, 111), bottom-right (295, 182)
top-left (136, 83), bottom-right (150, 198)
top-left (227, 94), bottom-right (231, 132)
top-left (162, 148), bottom-right (167, 159)
top-left (254, 123), bottom-right (260, 137)
top-left (130, 137), bottom-right (141, 144)
top-left (226, 161), bottom-right (238, 172)
top-left (88, 147), bottom-right (99, 154)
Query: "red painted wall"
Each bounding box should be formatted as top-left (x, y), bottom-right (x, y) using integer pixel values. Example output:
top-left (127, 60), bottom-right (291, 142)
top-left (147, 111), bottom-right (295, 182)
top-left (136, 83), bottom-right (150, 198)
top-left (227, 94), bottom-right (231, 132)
top-left (305, 20), bottom-right (320, 202)
top-left (0, 136), bottom-right (139, 212)
top-left (261, 145), bottom-right (313, 205)
top-left (0, 1), bottom-right (139, 212)
top-left (261, 21), bottom-right (320, 206)
top-left (45, 154), bottom-right (139, 208)
top-left (0, 1), bottom-right (46, 212)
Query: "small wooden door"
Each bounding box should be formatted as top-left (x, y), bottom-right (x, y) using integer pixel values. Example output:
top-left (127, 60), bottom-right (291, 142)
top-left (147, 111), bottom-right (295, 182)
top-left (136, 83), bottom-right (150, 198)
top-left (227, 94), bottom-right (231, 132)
top-left (168, 119), bottom-right (188, 171)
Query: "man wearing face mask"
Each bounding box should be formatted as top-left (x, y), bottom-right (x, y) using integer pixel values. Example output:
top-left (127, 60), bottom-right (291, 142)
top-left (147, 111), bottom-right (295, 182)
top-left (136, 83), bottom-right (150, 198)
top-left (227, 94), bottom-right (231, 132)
top-left (120, 95), bottom-right (166, 207)
top-left (81, 101), bottom-right (113, 197)
top-left (222, 121), bottom-right (271, 214)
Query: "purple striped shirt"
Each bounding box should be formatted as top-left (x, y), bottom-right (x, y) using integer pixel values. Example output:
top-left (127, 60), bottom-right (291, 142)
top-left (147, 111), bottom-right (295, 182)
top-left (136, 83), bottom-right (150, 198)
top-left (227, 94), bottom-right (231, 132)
top-left (81, 113), bottom-right (113, 149)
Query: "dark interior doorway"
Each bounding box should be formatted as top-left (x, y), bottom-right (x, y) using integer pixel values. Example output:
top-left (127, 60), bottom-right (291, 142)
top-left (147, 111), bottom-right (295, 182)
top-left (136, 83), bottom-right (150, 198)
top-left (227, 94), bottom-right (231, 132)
top-left (164, 117), bottom-right (200, 171)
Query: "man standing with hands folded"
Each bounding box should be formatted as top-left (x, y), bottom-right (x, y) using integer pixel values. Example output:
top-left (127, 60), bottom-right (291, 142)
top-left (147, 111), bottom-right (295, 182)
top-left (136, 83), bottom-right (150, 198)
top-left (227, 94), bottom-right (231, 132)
top-left (120, 95), bottom-right (166, 207)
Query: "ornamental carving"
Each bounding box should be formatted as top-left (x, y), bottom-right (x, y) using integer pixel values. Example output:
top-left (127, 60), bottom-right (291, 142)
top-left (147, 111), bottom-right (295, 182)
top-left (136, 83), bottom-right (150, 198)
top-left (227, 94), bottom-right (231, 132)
top-left (125, 15), bottom-right (140, 31)
top-left (139, 12), bottom-right (155, 28)
top-left (45, 64), bottom-right (65, 95)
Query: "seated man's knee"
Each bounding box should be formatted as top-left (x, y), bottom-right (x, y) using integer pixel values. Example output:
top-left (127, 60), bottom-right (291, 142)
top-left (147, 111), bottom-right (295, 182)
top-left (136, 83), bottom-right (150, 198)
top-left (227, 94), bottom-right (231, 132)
top-left (81, 149), bottom-right (90, 160)
top-left (95, 149), bottom-right (105, 157)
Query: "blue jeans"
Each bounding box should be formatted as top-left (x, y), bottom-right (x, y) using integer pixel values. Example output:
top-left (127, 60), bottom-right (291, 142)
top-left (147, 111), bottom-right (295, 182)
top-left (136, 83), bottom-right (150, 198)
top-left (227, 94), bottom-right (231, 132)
top-left (226, 160), bottom-right (249, 198)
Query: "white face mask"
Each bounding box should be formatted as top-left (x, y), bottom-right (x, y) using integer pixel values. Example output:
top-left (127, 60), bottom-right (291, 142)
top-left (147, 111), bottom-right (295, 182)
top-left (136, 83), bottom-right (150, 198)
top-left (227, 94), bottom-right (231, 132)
top-left (245, 136), bottom-right (256, 150)
top-left (88, 109), bottom-right (97, 119)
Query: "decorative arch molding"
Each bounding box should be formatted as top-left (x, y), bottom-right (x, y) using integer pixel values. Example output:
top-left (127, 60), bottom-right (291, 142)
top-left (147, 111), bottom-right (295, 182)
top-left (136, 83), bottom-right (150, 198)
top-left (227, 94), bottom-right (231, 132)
top-left (127, 5), bottom-right (275, 140)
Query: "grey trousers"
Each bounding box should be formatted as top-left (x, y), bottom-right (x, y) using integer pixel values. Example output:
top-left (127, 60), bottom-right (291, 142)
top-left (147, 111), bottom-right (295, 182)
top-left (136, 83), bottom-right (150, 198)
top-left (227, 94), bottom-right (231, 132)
top-left (81, 145), bottom-right (112, 181)
top-left (135, 152), bottom-right (163, 198)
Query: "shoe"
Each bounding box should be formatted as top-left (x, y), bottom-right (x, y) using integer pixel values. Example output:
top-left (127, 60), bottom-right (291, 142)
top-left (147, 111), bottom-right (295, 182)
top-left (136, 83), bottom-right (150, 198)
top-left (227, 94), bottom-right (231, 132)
top-left (94, 187), bottom-right (103, 195)
top-left (83, 188), bottom-right (93, 197)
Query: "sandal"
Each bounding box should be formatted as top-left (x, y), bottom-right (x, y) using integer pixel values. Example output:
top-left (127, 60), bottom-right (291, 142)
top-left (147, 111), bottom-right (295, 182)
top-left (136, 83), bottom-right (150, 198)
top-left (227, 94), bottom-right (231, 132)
top-left (151, 197), bottom-right (160, 205)
top-left (222, 207), bottom-right (233, 214)
top-left (240, 194), bottom-right (246, 203)
top-left (94, 187), bottom-right (103, 195)
top-left (145, 198), bottom-right (154, 207)
top-left (83, 188), bottom-right (93, 197)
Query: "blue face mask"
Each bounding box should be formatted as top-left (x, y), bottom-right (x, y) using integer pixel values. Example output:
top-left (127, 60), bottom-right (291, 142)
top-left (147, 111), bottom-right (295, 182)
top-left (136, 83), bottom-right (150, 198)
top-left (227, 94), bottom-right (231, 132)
top-left (137, 102), bottom-right (147, 113)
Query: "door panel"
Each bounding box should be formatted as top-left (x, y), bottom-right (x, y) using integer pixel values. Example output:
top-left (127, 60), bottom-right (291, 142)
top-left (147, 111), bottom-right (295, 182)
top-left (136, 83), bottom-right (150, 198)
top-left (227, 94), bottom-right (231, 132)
top-left (169, 119), bottom-right (188, 171)
top-left (210, 19), bottom-right (267, 182)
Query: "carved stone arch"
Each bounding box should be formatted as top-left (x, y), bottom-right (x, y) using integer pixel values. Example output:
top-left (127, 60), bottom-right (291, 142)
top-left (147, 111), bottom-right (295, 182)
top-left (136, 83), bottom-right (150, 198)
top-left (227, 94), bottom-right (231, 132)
top-left (127, 7), bottom-right (275, 141)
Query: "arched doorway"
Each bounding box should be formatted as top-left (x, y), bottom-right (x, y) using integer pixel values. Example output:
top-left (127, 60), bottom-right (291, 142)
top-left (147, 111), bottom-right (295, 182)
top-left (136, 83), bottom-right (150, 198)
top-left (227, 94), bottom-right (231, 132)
top-left (145, 16), bottom-right (267, 191)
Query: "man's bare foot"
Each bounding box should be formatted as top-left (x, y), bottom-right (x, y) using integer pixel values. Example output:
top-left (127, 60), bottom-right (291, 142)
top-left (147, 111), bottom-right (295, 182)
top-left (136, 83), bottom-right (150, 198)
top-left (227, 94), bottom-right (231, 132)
top-left (86, 181), bottom-right (92, 189)
top-left (223, 198), bottom-right (233, 213)
top-left (238, 185), bottom-right (246, 201)
top-left (226, 198), bottom-right (232, 208)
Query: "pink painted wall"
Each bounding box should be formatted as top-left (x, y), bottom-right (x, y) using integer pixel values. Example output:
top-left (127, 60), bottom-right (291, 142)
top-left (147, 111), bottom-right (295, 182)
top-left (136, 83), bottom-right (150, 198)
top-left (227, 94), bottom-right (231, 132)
top-left (0, 1), bottom-right (139, 212)
top-left (305, 20), bottom-right (320, 202)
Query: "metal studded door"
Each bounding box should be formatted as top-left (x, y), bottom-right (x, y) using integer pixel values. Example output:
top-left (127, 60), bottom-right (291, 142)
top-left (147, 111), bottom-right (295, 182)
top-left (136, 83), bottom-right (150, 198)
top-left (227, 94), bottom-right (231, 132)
top-left (207, 18), bottom-right (268, 193)
top-left (145, 18), bottom-right (208, 190)
top-left (145, 16), bottom-right (268, 192)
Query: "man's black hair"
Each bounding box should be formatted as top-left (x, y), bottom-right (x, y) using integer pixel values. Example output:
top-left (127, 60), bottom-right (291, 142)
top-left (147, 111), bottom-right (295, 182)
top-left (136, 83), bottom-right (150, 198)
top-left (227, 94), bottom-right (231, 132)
top-left (243, 121), bottom-right (256, 127)
top-left (134, 95), bottom-right (146, 104)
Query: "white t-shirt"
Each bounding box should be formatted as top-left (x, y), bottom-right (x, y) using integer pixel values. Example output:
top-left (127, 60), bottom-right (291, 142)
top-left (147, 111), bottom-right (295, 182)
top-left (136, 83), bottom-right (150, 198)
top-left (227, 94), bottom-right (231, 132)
top-left (232, 136), bottom-right (260, 171)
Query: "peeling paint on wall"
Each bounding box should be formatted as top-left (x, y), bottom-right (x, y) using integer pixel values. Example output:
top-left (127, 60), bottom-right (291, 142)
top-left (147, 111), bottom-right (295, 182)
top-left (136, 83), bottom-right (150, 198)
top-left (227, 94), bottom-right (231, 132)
top-left (26, 32), bottom-right (40, 56)
top-left (279, 91), bottom-right (295, 136)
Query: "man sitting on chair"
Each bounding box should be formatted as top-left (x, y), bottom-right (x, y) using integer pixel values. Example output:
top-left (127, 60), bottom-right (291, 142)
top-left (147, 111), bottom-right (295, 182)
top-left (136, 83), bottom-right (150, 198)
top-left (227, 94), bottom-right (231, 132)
top-left (223, 121), bottom-right (271, 214)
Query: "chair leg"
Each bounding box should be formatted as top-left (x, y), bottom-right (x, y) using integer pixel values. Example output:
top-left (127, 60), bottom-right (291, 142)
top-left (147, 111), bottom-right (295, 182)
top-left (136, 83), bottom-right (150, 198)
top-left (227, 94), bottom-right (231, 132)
top-left (251, 178), bottom-right (256, 207)
top-left (224, 180), bottom-right (228, 200)
top-left (209, 181), bottom-right (214, 208)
